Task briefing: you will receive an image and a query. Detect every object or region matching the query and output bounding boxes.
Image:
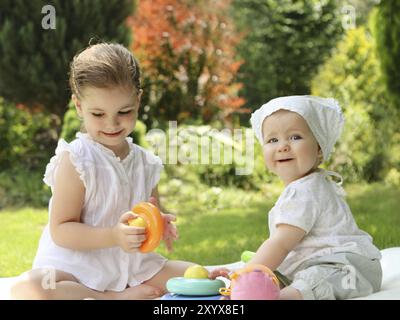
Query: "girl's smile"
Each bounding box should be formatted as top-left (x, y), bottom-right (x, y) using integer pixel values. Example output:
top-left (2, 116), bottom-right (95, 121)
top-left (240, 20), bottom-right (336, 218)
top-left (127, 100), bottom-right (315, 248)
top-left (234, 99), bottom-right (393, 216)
top-left (101, 129), bottom-right (125, 137)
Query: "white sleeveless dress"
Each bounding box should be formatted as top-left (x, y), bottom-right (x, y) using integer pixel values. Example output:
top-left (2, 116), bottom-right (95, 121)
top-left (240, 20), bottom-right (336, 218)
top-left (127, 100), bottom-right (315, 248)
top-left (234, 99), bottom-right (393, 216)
top-left (32, 133), bottom-right (167, 292)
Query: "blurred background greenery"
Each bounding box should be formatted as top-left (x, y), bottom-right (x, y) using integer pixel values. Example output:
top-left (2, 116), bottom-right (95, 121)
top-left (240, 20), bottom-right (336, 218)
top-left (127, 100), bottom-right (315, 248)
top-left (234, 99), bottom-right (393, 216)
top-left (1, 0), bottom-right (399, 276)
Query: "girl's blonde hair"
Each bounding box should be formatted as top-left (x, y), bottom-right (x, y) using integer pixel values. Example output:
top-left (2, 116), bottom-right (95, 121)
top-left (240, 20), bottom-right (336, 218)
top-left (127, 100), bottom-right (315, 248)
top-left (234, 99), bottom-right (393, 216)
top-left (69, 42), bottom-right (141, 99)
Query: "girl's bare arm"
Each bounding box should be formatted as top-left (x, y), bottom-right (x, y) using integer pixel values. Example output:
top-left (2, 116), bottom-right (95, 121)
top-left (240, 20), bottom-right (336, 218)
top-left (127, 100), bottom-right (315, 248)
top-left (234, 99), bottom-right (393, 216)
top-left (49, 152), bottom-right (118, 250)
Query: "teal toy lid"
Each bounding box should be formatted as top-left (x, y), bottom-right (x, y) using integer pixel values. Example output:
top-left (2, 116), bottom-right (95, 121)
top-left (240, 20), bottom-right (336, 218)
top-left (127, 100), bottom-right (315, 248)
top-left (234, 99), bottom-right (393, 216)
top-left (166, 277), bottom-right (226, 296)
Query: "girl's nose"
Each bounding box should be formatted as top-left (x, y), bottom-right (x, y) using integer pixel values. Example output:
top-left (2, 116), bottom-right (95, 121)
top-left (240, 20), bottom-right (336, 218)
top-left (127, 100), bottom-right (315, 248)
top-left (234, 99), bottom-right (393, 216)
top-left (107, 115), bottom-right (119, 127)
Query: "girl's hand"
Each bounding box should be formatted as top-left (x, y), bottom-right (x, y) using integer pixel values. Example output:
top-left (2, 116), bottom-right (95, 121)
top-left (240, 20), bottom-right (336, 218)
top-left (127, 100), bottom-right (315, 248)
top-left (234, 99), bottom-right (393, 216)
top-left (161, 212), bottom-right (178, 252)
top-left (209, 267), bottom-right (231, 279)
top-left (148, 197), bottom-right (178, 253)
top-left (112, 211), bottom-right (146, 253)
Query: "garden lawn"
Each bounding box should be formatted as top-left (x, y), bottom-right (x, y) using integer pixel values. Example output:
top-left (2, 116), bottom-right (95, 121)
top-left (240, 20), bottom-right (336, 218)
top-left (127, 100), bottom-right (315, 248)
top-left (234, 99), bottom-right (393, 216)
top-left (1, 182), bottom-right (399, 277)
top-left (0, 208), bottom-right (48, 277)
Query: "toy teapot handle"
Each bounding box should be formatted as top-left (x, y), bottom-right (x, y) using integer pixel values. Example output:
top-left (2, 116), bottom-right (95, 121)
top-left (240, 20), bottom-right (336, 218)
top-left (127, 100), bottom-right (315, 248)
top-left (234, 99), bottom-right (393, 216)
top-left (219, 287), bottom-right (231, 296)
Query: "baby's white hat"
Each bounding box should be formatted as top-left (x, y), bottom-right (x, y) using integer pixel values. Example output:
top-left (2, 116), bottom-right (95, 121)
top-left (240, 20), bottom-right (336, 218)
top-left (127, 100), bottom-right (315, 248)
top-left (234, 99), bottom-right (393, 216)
top-left (250, 95), bottom-right (345, 161)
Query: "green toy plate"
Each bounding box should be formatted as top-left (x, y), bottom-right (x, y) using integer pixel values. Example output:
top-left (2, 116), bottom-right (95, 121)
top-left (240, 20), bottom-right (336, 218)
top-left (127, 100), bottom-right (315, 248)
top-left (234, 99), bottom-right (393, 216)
top-left (166, 277), bottom-right (226, 296)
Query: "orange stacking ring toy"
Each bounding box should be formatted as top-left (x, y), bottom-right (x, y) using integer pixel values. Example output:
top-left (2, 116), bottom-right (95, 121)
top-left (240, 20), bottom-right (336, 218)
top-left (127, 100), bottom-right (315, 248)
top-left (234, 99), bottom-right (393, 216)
top-left (129, 202), bottom-right (164, 253)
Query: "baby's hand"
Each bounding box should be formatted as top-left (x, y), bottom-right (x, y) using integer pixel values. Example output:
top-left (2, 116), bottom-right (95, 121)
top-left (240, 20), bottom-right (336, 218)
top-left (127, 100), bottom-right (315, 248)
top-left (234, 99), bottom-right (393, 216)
top-left (209, 267), bottom-right (231, 279)
top-left (112, 211), bottom-right (146, 254)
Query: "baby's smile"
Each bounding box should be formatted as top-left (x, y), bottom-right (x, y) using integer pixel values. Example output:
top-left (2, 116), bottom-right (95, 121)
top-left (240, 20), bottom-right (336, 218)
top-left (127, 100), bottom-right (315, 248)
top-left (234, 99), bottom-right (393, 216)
top-left (277, 158), bottom-right (294, 163)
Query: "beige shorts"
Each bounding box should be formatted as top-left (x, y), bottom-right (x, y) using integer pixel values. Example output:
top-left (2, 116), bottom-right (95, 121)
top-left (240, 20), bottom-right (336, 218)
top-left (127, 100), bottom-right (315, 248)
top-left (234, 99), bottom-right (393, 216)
top-left (287, 252), bottom-right (382, 300)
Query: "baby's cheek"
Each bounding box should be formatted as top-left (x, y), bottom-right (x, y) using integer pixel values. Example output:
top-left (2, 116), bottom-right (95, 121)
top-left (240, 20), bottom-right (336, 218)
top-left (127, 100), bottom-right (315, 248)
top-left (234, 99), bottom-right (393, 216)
top-left (262, 148), bottom-right (273, 167)
top-left (264, 158), bottom-right (274, 171)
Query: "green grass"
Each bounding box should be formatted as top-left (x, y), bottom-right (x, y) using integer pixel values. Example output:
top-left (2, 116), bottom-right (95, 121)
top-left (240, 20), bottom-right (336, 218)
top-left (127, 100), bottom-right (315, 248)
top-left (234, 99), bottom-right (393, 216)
top-left (0, 208), bottom-right (48, 277)
top-left (345, 183), bottom-right (400, 250)
top-left (1, 182), bottom-right (399, 277)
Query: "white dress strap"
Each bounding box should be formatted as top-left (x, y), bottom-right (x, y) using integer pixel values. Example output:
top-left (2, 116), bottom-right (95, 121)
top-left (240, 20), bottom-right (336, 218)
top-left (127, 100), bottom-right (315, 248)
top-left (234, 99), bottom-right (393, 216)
top-left (322, 169), bottom-right (347, 197)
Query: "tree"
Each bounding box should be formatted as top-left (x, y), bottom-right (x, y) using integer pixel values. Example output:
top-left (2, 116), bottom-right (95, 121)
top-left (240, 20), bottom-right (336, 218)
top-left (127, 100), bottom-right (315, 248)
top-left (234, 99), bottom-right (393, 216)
top-left (374, 0), bottom-right (400, 106)
top-left (312, 26), bottom-right (396, 182)
top-left (0, 0), bottom-right (134, 124)
top-left (128, 0), bottom-right (246, 128)
top-left (231, 0), bottom-right (343, 112)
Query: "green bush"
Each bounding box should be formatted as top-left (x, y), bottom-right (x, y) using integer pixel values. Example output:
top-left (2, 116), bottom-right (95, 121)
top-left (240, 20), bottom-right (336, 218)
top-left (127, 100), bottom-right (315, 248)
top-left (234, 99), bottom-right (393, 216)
top-left (231, 0), bottom-right (343, 113)
top-left (374, 1), bottom-right (400, 104)
top-left (60, 101), bottom-right (81, 142)
top-left (0, 98), bottom-right (55, 208)
top-left (146, 124), bottom-right (274, 190)
top-left (0, 167), bottom-right (51, 209)
top-left (0, 97), bottom-right (57, 171)
top-left (131, 119), bottom-right (148, 147)
top-left (311, 26), bottom-right (396, 182)
top-left (0, 0), bottom-right (134, 121)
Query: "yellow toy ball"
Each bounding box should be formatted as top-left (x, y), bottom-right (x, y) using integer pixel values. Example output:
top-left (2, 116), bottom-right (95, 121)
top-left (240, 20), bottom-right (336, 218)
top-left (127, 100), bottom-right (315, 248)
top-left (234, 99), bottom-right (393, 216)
top-left (128, 217), bottom-right (147, 228)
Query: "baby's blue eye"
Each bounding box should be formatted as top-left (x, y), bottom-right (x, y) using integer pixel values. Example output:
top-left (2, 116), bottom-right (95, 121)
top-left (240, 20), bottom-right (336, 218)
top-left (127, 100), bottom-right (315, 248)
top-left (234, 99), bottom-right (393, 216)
top-left (290, 135), bottom-right (302, 140)
top-left (92, 113), bottom-right (103, 117)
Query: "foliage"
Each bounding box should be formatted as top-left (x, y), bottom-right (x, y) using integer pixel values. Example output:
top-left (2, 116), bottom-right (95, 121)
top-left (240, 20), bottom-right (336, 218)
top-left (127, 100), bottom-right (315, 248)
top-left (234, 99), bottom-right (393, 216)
top-left (0, 98), bottom-right (57, 171)
top-left (374, 0), bottom-right (400, 105)
top-left (0, 0), bottom-right (134, 123)
top-left (0, 167), bottom-right (51, 209)
top-left (312, 26), bottom-right (397, 182)
top-left (130, 119), bottom-right (148, 148)
top-left (145, 124), bottom-right (274, 190)
top-left (337, 0), bottom-right (379, 27)
top-left (60, 100), bottom-right (81, 142)
top-left (231, 0), bottom-right (343, 113)
top-left (128, 0), bottom-right (246, 128)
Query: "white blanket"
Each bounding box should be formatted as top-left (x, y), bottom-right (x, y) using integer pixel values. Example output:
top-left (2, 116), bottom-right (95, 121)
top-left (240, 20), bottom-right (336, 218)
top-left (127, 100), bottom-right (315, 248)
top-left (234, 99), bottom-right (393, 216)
top-left (1, 247), bottom-right (399, 300)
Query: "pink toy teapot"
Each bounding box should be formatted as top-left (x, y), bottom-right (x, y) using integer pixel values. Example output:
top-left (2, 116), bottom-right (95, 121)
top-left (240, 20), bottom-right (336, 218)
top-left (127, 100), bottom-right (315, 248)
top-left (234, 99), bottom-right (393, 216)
top-left (219, 264), bottom-right (280, 300)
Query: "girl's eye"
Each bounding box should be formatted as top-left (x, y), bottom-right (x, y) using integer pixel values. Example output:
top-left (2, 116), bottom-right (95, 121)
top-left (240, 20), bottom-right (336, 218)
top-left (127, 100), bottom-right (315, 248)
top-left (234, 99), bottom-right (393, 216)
top-left (91, 110), bottom-right (133, 117)
top-left (119, 110), bottom-right (133, 115)
top-left (267, 138), bottom-right (278, 144)
top-left (290, 135), bottom-right (302, 140)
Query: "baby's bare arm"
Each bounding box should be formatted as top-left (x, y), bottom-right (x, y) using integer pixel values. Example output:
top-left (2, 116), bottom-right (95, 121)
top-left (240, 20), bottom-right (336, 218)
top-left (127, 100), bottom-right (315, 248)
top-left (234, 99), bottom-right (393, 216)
top-left (49, 152), bottom-right (117, 250)
top-left (249, 224), bottom-right (306, 270)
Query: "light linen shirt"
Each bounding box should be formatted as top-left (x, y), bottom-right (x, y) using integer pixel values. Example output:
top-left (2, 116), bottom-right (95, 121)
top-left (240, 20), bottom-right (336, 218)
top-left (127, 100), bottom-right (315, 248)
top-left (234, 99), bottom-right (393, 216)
top-left (268, 169), bottom-right (381, 278)
top-left (33, 133), bottom-right (167, 292)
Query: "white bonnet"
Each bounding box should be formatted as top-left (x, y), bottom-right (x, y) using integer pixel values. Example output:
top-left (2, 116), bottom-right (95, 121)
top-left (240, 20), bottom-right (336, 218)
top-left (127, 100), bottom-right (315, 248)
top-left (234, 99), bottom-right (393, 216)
top-left (250, 95), bottom-right (344, 161)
